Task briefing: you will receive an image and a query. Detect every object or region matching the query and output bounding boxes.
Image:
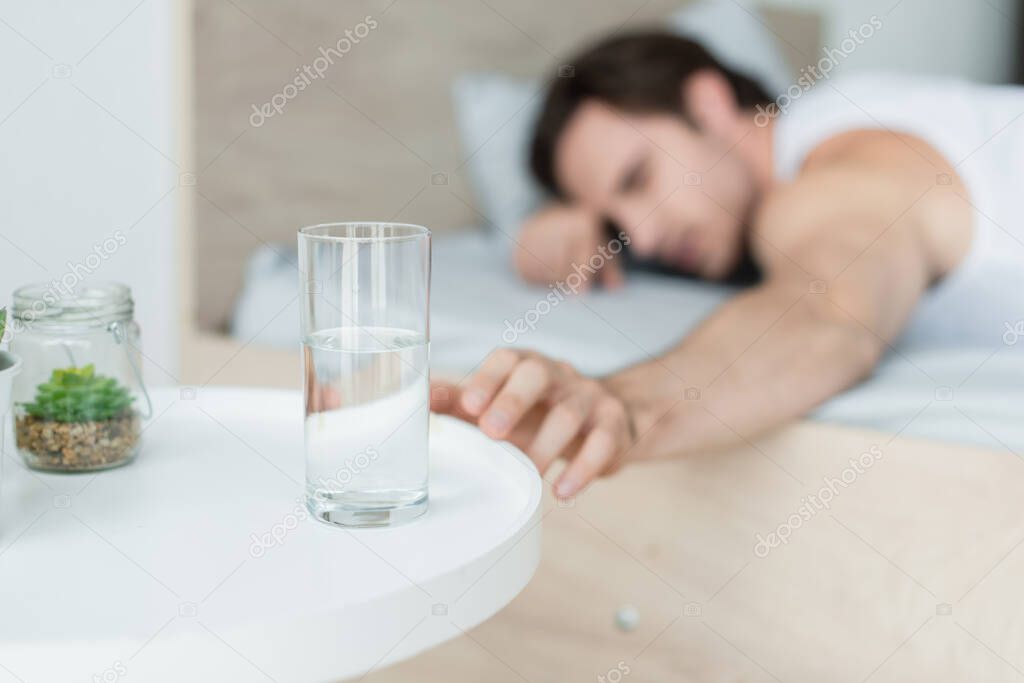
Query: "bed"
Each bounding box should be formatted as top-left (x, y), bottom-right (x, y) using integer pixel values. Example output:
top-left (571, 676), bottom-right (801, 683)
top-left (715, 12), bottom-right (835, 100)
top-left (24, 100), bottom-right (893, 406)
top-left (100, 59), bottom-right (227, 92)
top-left (234, 231), bottom-right (1024, 455)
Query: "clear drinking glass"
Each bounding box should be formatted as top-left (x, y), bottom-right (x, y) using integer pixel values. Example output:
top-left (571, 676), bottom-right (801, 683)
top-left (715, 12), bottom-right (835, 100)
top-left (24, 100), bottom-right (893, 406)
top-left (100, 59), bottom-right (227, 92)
top-left (298, 223), bottom-right (431, 527)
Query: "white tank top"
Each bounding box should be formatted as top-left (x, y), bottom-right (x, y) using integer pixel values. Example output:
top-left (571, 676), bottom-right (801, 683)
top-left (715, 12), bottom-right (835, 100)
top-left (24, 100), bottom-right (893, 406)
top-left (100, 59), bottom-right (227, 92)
top-left (773, 72), bottom-right (1024, 350)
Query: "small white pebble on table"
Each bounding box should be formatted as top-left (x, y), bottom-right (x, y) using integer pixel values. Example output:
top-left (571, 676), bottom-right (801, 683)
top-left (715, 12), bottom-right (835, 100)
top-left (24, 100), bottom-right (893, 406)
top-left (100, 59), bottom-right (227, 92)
top-left (615, 605), bottom-right (639, 632)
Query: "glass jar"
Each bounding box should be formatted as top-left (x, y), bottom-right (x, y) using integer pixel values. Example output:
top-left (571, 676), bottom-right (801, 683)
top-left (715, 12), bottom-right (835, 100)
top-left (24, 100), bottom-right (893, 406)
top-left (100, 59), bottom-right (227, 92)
top-left (9, 282), bottom-right (150, 472)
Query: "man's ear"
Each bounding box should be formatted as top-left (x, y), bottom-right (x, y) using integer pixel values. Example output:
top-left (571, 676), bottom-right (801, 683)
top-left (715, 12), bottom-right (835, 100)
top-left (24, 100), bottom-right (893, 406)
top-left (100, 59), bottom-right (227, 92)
top-left (681, 69), bottom-right (742, 138)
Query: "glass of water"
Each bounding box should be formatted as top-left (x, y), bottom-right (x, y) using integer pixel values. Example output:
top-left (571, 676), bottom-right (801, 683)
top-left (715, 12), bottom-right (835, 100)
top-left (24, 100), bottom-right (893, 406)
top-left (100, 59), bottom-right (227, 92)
top-left (298, 223), bottom-right (430, 527)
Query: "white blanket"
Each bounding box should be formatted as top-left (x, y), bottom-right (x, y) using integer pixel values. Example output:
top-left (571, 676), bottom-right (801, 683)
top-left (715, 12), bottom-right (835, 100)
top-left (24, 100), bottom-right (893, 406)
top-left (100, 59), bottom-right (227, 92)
top-left (234, 232), bottom-right (1024, 453)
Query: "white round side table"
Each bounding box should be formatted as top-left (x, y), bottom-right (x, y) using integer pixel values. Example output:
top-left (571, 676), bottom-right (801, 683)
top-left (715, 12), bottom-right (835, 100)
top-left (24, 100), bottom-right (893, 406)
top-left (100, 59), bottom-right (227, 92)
top-left (0, 387), bottom-right (542, 682)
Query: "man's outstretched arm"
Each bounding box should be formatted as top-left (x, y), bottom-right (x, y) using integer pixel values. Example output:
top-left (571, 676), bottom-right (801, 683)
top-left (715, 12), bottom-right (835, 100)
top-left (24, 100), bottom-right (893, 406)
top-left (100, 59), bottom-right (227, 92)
top-left (432, 138), bottom-right (957, 497)
top-left (608, 147), bottom-right (946, 464)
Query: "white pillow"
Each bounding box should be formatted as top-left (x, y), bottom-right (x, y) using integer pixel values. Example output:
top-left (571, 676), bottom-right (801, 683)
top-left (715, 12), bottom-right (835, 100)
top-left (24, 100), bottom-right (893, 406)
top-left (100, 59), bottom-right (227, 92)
top-left (451, 74), bottom-right (545, 235)
top-left (452, 0), bottom-right (795, 233)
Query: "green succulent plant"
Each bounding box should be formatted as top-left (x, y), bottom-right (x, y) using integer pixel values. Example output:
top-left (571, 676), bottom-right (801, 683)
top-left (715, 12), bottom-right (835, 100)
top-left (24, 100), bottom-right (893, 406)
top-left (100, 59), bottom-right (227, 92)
top-left (0, 307), bottom-right (6, 341)
top-left (22, 364), bottom-right (135, 423)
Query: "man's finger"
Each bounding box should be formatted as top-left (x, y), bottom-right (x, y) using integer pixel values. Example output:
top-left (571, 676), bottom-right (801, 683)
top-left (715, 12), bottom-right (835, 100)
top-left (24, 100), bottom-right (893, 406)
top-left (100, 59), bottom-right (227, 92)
top-left (479, 358), bottom-right (552, 439)
top-left (601, 258), bottom-right (625, 289)
top-left (555, 427), bottom-right (616, 499)
top-left (318, 386), bottom-right (342, 411)
top-left (430, 380), bottom-right (459, 413)
top-left (430, 381), bottom-right (476, 422)
top-left (569, 234), bottom-right (597, 292)
top-left (528, 393), bottom-right (592, 474)
top-left (460, 349), bottom-right (520, 416)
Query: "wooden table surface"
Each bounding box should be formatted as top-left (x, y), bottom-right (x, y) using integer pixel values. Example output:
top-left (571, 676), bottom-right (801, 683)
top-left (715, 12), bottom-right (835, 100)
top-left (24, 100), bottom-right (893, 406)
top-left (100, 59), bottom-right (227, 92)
top-left (363, 419), bottom-right (1024, 682)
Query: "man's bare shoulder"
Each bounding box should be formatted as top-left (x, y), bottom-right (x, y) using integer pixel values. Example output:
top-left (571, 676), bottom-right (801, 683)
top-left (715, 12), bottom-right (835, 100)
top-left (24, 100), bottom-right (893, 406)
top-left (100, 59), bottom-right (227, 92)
top-left (752, 129), bottom-right (972, 277)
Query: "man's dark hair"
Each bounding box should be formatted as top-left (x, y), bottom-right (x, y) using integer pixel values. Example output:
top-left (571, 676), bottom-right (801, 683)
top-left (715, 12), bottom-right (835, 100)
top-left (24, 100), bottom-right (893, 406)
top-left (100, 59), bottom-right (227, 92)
top-left (529, 31), bottom-right (773, 197)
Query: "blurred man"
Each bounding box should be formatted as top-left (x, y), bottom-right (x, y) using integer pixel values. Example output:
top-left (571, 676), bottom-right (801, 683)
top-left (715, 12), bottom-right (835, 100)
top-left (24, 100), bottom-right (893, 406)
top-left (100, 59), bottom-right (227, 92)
top-left (432, 31), bottom-right (1022, 498)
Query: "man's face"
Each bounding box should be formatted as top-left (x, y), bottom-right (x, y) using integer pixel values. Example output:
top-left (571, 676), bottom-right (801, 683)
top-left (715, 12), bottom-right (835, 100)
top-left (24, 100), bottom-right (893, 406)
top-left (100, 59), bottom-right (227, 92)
top-left (555, 99), bottom-right (756, 280)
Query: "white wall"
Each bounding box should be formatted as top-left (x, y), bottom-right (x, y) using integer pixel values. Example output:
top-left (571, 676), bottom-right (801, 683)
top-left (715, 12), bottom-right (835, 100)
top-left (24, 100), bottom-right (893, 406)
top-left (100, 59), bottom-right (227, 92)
top-left (762, 0), bottom-right (1020, 82)
top-left (0, 0), bottom-right (179, 385)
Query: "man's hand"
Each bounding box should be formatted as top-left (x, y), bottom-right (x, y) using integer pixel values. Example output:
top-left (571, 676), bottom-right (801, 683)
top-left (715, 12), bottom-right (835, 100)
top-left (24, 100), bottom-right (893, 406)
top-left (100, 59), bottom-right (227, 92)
top-left (515, 204), bottom-right (625, 290)
top-left (431, 349), bottom-right (636, 498)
